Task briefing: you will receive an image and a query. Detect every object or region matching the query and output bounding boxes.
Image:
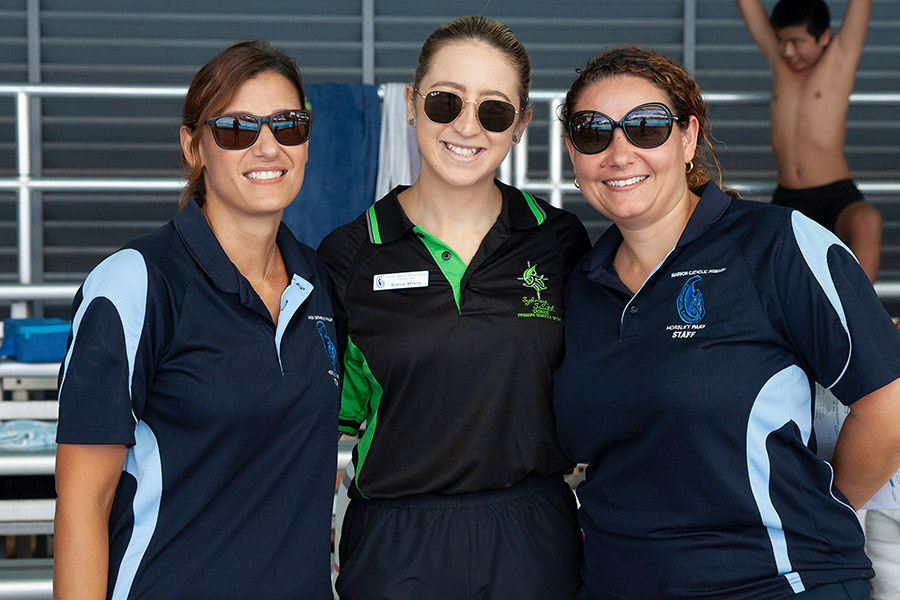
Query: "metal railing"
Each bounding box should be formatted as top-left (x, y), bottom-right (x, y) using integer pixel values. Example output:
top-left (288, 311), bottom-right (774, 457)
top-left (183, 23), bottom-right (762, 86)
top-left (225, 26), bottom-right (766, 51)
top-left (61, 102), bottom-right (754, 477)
top-left (0, 84), bottom-right (187, 316)
top-left (2, 84), bottom-right (900, 312)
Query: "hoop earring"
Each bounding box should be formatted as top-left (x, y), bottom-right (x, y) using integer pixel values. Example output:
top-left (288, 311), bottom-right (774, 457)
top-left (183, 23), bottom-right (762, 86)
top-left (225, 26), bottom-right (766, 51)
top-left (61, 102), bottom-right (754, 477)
top-left (685, 161), bottom-right (694, 174)
top-left (574, 178), bottom-right (580, 189)
top-left (408, 117), bottom-right (415, 126)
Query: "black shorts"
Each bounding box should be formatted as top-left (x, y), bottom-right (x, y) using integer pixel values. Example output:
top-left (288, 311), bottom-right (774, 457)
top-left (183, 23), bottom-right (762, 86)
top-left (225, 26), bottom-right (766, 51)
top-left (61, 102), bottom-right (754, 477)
top-left (771, 179), bottom-right (865, 233)
top-left (336, 475), bottom-right (583, 600)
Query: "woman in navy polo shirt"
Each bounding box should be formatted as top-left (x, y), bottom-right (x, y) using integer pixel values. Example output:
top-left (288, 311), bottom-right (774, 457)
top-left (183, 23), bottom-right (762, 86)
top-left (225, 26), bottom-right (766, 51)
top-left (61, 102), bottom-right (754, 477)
top-left (319, 16), bottom-right (589, 600)
top-left (53, 40), bottom-right (338, 599)
top-left (554, 46), bottom-right (900, 599)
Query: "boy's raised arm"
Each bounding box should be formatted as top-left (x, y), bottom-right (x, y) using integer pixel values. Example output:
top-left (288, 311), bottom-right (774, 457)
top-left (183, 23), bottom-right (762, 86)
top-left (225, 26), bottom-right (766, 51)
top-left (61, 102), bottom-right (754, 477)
top-left (834, 0), bottom-right (872, 60)
top-left (737, 0), bottom-right (779, 62)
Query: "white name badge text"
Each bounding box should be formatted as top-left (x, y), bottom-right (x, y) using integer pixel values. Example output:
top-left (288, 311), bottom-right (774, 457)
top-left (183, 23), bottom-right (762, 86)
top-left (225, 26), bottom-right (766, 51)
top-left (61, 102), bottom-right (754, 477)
top-left (373, 271), bottom-right (429, 291)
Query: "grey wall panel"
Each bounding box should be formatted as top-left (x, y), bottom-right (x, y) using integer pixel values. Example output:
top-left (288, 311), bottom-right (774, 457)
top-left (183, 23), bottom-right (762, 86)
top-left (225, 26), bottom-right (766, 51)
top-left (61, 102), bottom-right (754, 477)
top-left (0, 4), bottom-right (26, 178)
top-left (0, 192), bottom-right (19, 282)
top-left (42, 192), bottom-right (180, 281)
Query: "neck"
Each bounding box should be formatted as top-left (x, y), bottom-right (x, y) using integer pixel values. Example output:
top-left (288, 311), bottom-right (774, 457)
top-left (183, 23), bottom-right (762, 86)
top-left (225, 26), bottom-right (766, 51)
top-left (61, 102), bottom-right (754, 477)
top-left (201, 201), bottom-right (281, 288)
top-left (614, 190), bottom-right (700, 289)
top-left (399, 174), bottom-right (502, 238)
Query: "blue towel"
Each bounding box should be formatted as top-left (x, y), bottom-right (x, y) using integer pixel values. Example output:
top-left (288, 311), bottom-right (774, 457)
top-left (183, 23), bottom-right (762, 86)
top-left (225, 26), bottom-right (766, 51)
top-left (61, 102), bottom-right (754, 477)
top-left (283, 83), bottom-right (381, 247)
top-left (0, 420), bottom-right (57, 451)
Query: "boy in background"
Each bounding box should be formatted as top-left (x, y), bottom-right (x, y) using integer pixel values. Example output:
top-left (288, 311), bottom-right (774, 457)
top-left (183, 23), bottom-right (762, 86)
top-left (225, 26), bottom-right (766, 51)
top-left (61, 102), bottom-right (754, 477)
top-left (737, 0), bottom-right (881, 282)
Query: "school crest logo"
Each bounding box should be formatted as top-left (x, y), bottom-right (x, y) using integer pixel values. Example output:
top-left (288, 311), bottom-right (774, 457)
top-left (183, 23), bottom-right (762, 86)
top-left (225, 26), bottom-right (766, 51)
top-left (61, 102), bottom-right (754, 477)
top-left (317, 320), bottom-right (340, 386)
top-left (677, 275), bottom-right (705, 324)
top-left (516, 261), bottom-right (560, 322)
top-left (519, 264), bottom-right (547, 300)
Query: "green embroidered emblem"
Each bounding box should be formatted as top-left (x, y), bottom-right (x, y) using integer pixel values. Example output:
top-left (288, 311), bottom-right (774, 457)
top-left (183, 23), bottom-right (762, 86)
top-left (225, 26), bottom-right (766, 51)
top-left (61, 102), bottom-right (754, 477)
top-left (520, 264), bottom-right (547, 298)
top-left (516, 262), bottom-right (560, 322)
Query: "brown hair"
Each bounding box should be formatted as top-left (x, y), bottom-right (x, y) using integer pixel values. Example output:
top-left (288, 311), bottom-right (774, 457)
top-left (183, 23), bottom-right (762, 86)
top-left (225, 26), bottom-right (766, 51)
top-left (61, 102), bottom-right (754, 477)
top-left (180, 39), bottom-right (306, 209)
top-left (561, 46), bottom-right (724, 192)
top-left (413, 16), bottom-right (532, 110)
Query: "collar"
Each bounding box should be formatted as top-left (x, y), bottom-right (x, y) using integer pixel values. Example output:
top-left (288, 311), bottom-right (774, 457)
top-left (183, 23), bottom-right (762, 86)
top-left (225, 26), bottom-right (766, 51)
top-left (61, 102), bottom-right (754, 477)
top-left (174, 198), bottom-right (316, 296)
top-left (365, 179), bottom-right (547, 245)
top-left (586, 182), bottom-right (732, 283)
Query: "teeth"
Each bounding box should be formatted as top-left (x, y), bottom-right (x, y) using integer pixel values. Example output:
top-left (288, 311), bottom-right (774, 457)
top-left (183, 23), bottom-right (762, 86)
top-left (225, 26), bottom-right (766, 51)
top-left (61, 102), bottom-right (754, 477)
top-left (445, 142), bottom-right (479, 157)
top-left (245, 170), bottom-right (285, 180)
top-left (605, 175), bottom-right (647, 187)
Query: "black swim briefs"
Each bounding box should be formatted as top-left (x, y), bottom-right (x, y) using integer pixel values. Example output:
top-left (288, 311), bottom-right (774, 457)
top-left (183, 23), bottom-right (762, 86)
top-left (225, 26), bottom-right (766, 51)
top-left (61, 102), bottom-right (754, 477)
top-left (771, 179), bottom-right (865, 233)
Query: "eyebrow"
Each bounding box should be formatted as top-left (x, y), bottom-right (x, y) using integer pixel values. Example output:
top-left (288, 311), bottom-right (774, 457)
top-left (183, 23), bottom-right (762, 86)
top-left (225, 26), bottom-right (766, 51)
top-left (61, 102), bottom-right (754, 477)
top-left (216, 108), bottom-right (302, 116)
top-left (425, 81), bottom-right (514, 103)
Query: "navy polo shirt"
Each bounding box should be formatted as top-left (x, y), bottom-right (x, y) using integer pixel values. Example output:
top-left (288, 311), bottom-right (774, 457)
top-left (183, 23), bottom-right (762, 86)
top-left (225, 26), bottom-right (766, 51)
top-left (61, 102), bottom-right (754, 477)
top-left (319, 180), bottom-right (590, 499)
top-left (56, 199), bottom-right (339, 600)
top-left (554, 183), bottom-right (900, 599)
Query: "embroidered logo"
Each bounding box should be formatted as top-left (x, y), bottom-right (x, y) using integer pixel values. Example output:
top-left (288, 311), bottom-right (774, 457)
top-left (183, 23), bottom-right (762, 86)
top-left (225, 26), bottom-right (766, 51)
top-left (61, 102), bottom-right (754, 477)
top-left (317, 320), bottom-right (340, 386)
top-left (676, 275), bottom-right (705, 324)
top-left (516, 261), bottom-right (560, 322)
top-left (519, 263), bottom-right (547, 300)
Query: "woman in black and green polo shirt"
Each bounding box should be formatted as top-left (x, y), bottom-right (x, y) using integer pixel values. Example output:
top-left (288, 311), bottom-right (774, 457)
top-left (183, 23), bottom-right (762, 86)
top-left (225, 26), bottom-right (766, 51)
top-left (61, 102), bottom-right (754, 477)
top-left (319, 15), bottom-right (590, 600)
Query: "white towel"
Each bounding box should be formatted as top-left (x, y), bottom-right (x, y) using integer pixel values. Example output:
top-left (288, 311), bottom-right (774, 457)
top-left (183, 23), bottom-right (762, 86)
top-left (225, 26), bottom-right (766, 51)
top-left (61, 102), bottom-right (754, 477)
top-left (375, 83), bottom-right (419, 200)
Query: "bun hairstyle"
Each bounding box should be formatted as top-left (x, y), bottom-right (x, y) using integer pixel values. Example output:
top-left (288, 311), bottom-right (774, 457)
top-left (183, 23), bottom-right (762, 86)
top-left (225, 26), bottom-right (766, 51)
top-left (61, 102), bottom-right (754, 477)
top-left (413, 16), bottom-right (532, 111)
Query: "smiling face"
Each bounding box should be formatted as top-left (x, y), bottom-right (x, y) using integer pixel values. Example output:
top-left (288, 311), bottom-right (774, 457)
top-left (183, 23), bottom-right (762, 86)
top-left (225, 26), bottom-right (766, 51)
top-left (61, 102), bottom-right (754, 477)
top-left (180, 70), bottom-right (308, 220)
top-left (774, 25), bottom-right (830, 71)
top-left (565, 74), bottom-right (698, 230)
top-left (406, 39), bottom-right (531, 191)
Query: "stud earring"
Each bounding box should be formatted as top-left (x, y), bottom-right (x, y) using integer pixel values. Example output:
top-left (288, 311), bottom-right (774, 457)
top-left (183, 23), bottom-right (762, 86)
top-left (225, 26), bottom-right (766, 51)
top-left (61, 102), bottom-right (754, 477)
top-left (512, 134), bottom-right (518, 143)
top-left (408, 117), bottom-right (415, 126)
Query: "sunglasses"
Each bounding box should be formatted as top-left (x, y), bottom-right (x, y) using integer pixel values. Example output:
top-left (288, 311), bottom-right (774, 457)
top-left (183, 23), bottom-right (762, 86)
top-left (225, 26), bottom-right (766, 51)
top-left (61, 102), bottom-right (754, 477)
top-left (567, 103), bottom-right (679, 155)
top-left (203, 110), bottom-right (313, 150)
top-left (414, 89), bottom-right (519, 133)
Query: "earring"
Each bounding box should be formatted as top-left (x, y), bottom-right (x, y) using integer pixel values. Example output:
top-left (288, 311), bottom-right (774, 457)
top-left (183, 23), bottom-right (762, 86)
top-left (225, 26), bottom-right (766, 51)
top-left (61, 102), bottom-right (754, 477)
top-left (685, 161), bottom-right (694, 174)
top-left (512, 134), bottom-right (518, 143)
top-left (408, 117), bottom-right (415, 126)
top-left (574, 178), bottom-right (580, 189)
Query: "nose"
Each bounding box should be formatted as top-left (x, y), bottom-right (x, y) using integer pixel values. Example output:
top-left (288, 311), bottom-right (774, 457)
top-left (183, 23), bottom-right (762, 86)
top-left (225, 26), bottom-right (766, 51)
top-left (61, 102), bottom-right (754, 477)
top-left (604, 128), bottom-right (636, 166)
top-left (452, 100), bottom-right (482, 136)
top-left (252, 123), bottom-right (281, 156)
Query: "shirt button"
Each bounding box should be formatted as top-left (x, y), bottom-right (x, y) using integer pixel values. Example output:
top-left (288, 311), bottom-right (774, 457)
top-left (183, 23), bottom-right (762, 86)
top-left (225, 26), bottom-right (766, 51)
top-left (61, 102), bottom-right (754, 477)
top-left (629, 305), bottom-right (639, 314)
top-left (441, 251), bottom-right (452, 261)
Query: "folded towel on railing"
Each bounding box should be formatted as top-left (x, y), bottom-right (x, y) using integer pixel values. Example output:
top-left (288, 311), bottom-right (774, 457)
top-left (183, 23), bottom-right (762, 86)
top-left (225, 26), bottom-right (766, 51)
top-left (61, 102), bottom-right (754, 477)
top-left (283, 83), bottom-right (381, 248)
top-left (0, 419), bottom-right (57, 450)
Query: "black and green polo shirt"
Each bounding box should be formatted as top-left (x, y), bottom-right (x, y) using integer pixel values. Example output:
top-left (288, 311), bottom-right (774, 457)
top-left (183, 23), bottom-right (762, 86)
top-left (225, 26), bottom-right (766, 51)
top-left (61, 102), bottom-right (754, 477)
top-left (318, 180), bottom-right (590, 499)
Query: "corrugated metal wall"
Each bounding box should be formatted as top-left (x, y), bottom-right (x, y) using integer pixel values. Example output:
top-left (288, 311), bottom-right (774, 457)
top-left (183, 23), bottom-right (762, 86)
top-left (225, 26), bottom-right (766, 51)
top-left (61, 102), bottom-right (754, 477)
top-left (1, 0), bottom-right (899, 291)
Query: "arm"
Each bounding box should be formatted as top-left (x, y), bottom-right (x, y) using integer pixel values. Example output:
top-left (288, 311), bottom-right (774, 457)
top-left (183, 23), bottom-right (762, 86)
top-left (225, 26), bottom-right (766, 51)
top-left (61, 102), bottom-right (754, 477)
top-left (831, 376), bottom-right (900, 508)
top-left (318, 226), bottom-right (370, 436)
top-left (53, 443), bottom-right (128, 600)
top-left (832, 0), bottom-right (872, 62)
top-left (736, 0), bottom-right (779, 62)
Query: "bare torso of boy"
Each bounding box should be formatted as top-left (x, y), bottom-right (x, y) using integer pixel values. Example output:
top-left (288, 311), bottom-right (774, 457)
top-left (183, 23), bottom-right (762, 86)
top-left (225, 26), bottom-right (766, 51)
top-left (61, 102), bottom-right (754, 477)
top-left (769, 44), bottom-right (855, 188)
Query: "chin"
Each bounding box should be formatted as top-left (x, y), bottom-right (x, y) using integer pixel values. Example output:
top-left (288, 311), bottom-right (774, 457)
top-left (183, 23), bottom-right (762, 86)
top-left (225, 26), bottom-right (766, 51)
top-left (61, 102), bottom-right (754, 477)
top-left (432, 169), bottom-right (491, 190)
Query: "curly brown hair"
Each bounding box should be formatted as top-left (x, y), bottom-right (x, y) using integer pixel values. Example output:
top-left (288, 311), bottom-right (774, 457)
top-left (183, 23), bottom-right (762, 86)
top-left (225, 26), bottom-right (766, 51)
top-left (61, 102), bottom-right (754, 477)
top-left (561, 46), bottom-right (724, 192)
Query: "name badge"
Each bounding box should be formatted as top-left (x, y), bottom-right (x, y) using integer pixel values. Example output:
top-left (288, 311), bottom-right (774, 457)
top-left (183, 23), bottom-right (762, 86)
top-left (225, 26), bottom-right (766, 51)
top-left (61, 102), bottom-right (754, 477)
top-left (373, 271), bottom-right (429, 291)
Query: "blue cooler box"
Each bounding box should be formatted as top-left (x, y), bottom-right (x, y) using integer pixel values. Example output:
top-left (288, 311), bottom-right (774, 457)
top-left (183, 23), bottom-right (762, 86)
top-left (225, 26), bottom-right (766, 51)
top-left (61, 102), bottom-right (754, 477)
top-left (0, 318), bottom-right (71, 363)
